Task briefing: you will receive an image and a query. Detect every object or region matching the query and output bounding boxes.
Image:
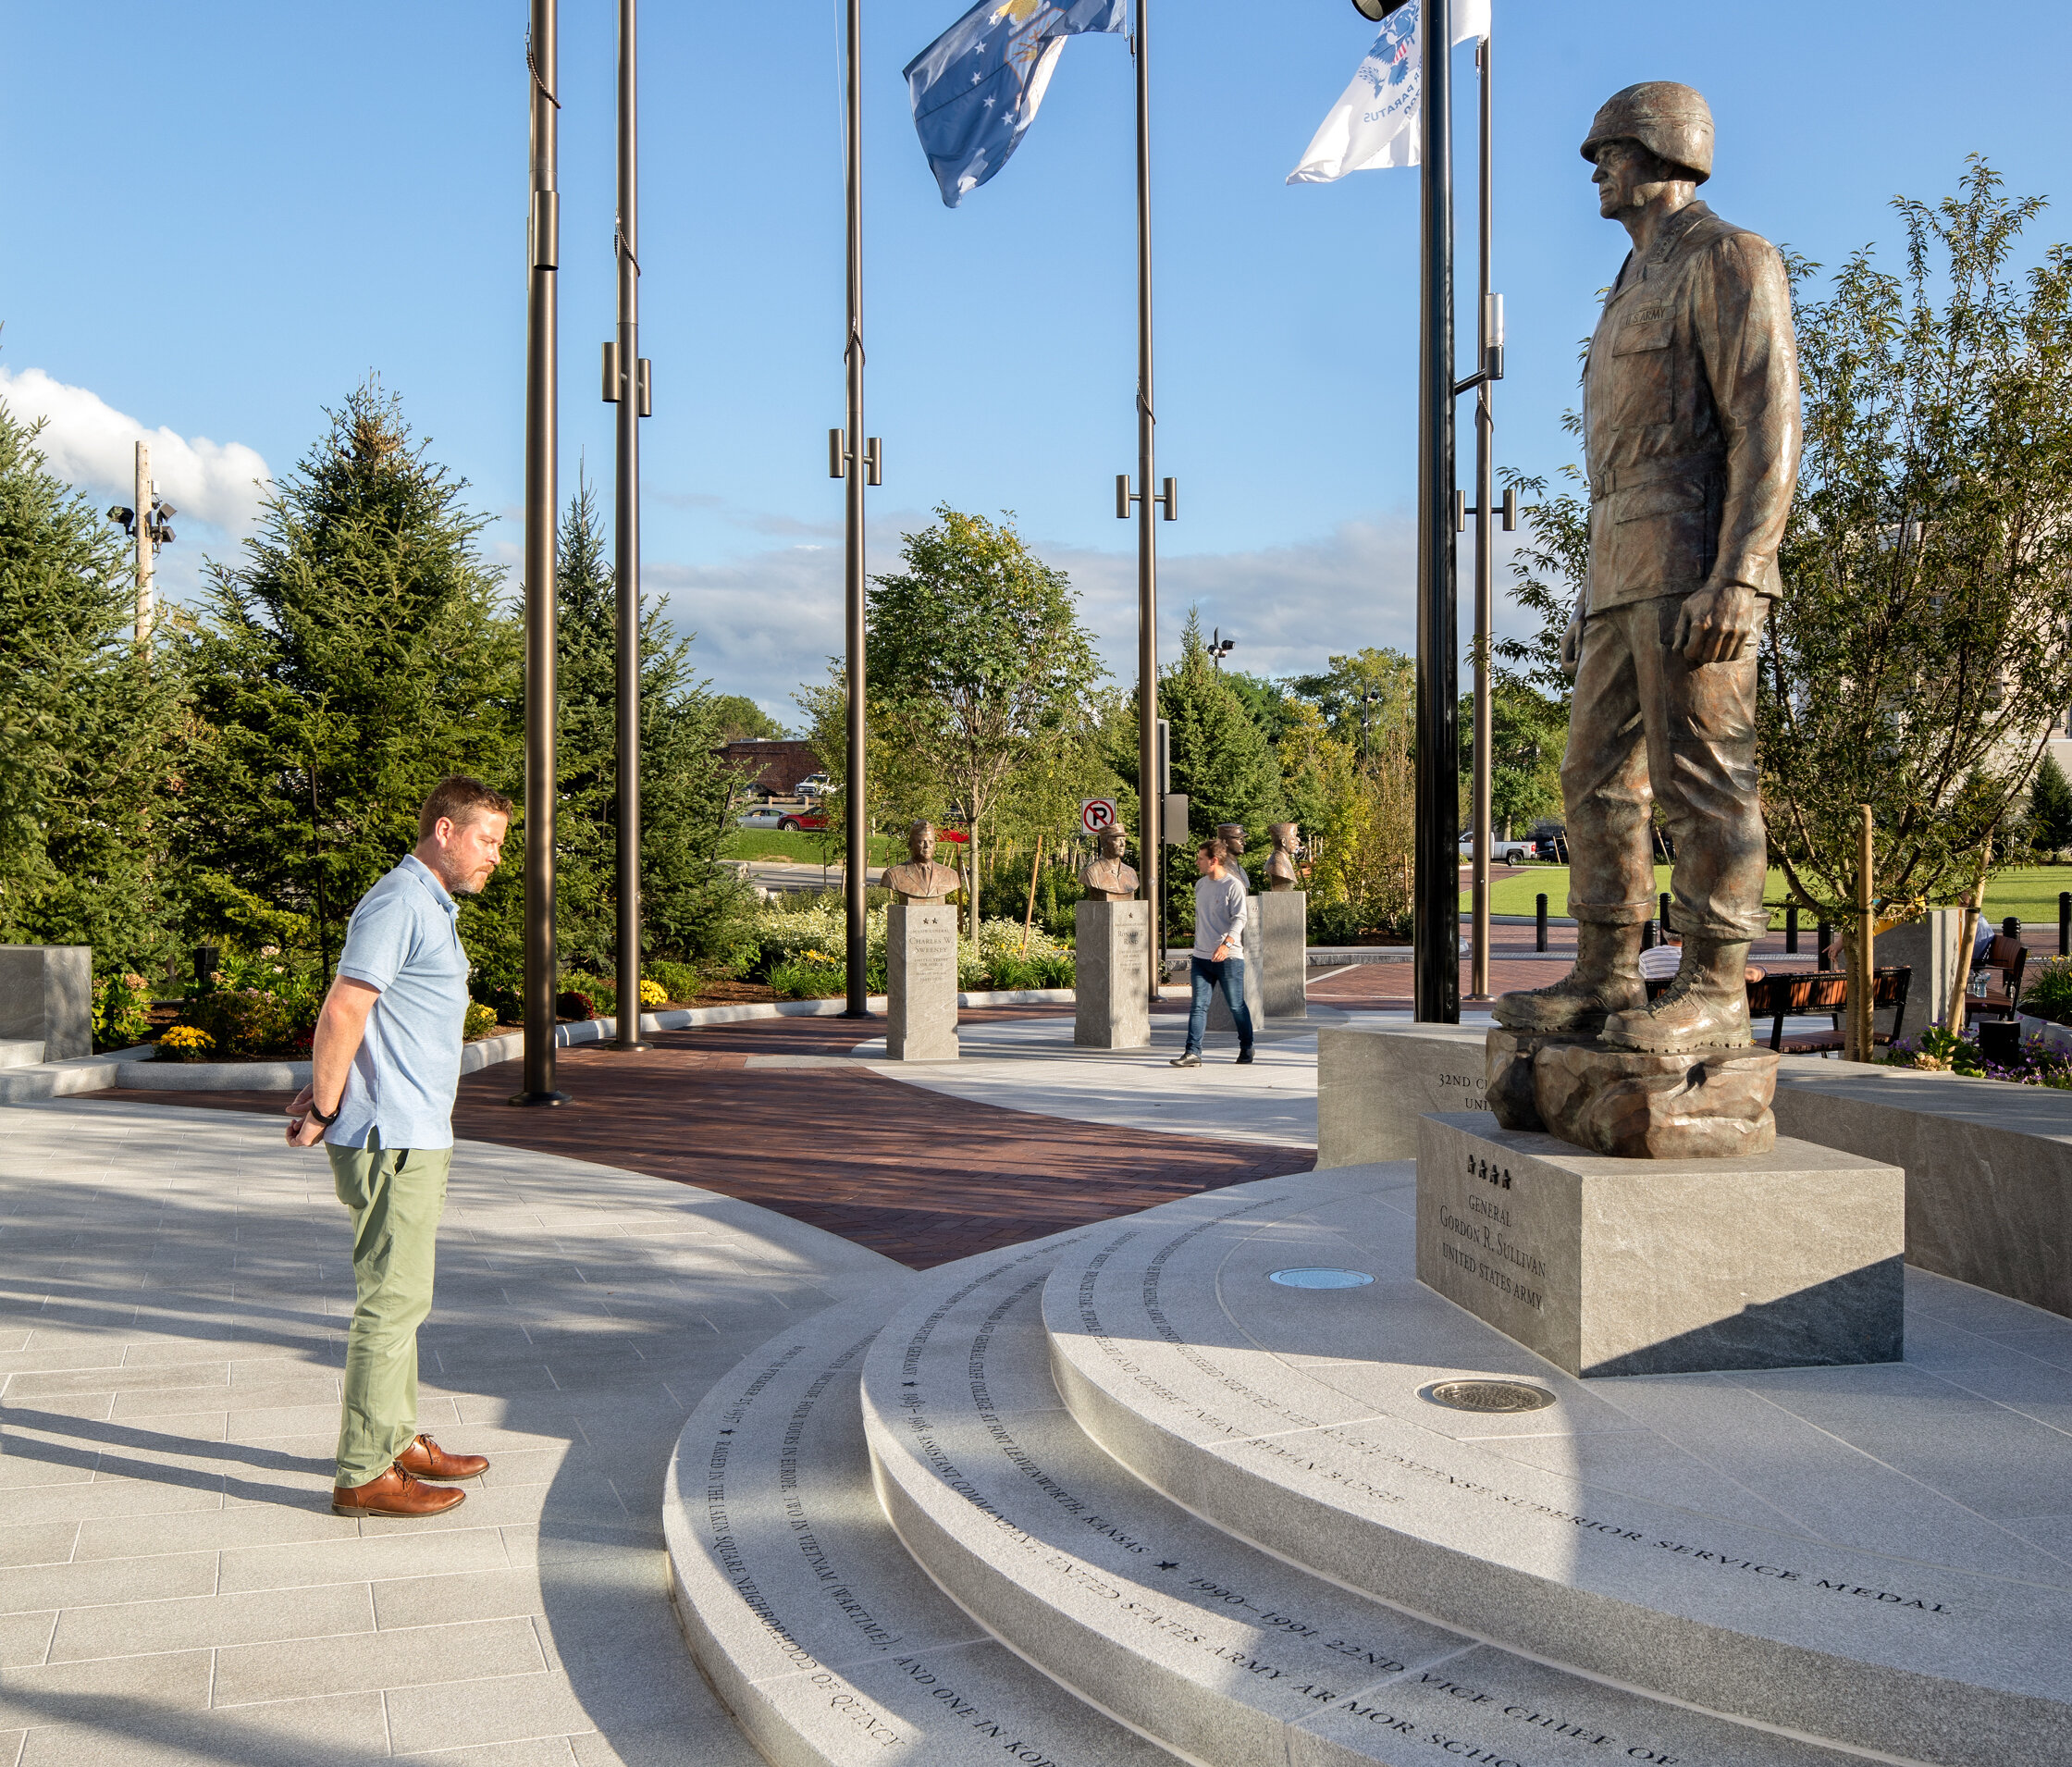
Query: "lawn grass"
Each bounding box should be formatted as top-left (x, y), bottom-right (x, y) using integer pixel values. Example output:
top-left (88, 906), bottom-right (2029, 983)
top-left (1468, 862), bottom-right (2072, 927)
top-left (720, 829), bottom-right (902, 865)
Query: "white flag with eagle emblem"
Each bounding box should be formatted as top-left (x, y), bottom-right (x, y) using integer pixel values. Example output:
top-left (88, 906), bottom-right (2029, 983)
top-left (1288, 0), bottom-right (1489, 185)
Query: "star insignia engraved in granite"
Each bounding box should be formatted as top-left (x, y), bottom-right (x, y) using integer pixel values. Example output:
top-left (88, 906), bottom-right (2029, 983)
top-left (1156, 1561), bottom-right (1178, 1571)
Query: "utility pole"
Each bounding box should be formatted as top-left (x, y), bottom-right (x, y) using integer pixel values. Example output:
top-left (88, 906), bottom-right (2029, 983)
top-left (608, 0), bottom-right (651, 1052)
top-left (831, 0), bottom-right (882, 1018)
top-left (515, 0), bottom-right (569, 1106)
top-left (133, 442), bottom-right (154, 644)
top-left (1413, 0), bottom-right (1460, 1022)
top-left (1116, 0), bottom-right (1176, 1007)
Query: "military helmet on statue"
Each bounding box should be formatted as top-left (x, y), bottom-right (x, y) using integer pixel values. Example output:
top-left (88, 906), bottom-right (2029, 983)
top-left (1580, 81), bottom-right (1713, 185)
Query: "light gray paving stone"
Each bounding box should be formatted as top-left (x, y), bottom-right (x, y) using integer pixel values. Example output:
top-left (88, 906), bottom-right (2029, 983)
top-left (0, 1552), bottom-right (216, 1618)
top-left (11, 1690), bottom-right (388, 1765)
top-left (373, 1565), bottom-right (546, 1629)
top-left (1042, 1168), bottom-right (2072, 1765)
top-left (47, 1580), bottom-right (373, 1662)
top-left (72, 1503), bottom-right (352, 1561)
top-left (0, 1532), bottom-right (72, 1575)
top-left (0, 1614), bottom-right (53, 1671)
top-left (380, 1667), bottom-right (595, 1757)
top-left (408, 1738), bottom-right (583, 1767)
top-left (0, 1644), bottom-right (213, 1728)
top-left (214, 1613), bottom-right (547, 1707)
top-left (217, 1520), bottom-right (512, 1593)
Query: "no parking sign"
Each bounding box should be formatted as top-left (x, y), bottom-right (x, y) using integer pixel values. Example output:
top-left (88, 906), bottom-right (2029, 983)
top-left (1079, 798), bottom-right (1117, 834)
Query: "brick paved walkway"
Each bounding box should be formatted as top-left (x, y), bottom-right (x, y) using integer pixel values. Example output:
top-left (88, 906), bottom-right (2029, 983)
top-left (107, 1010), bottom-right (1315, 1272)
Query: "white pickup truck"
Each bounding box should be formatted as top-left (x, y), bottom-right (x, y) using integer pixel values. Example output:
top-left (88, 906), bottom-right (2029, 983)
top-left (1458, 832), bottom-right (1536, 864)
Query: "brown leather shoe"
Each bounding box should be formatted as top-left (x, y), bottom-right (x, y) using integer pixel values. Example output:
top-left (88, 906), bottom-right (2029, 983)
top-left (397, 1433), bottom-right (490, 1481)
top-left (332, 1465), bottom-right (467, 1518)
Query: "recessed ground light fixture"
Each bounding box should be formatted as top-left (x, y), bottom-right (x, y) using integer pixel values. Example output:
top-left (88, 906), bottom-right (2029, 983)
top-left (1418, 1379), bottom-right (1556, 1414)
top-left (1268, 1268), bottom-right (1375, 1289)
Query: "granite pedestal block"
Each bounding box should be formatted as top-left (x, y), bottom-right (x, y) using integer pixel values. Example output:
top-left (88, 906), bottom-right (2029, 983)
top-left (0, 945), bottom-right (91, 1062)
top-left (1256, 890), bottom-right (1307, 1019)
top-left (1206, 901), bottom-right (1266, 1034)
top-left (1316, 1024), bottom-right (1492, 1165)
top-left (1073, 899), bottom-right (1150, 1049)
top-left (1486, 1028), bottom-right (1779, 1158)
top-left (886, 904), bottom-right (958, 1061)
top-left (1416, 1112), bottom-right (1905, 1376)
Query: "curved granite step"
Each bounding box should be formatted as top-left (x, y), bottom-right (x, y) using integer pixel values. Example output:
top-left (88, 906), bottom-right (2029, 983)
top-left (1041, 1164), bottom-right (2072, 1767)
top-left (861, 1222), bottom-right (1874, 1767)
top-left (663, 1281), bottom-right (1178, 1767)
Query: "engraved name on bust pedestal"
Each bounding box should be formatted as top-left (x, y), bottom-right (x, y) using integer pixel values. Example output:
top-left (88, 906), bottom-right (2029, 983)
top-left (883, 821), bottom-right (964, 905)
top-left (1079, 824), bottom-right (1139, 902)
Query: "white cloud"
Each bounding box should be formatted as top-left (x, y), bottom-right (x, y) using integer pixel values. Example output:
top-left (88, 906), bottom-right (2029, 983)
top-left (0, 365), bottom-right (271, 535)
top-left (639, 514), bottom-right (1551, 716)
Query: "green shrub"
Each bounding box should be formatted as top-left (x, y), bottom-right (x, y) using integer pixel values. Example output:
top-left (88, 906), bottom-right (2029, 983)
top-left (647, 958), bottom-right (702, 1003)
top-left (180, 987), bottom-right (316, 1060)
top-left (92, 972), bottom-right (154, 1050)
top-left (2022, 957), bottom-right (2072, 1025)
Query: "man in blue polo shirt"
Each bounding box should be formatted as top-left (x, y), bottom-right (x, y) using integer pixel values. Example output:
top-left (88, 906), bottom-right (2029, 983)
top-left (287, 776), bottom-right (512, 1518)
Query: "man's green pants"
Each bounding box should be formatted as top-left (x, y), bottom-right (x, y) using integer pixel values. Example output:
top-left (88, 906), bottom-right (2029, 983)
top-left (327, 1140), bottom-right (451, 1489)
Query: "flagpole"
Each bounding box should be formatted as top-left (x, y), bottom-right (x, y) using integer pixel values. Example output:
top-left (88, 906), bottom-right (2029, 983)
top-left (1133, 0), bottom-right (1162, 1007)
top-left (1412, 0), bottom-right (1459, 1023)
top-left (515, 0), bottom-right (570, 1105)
top-left (1468, 28), bottom-right (1492, 1002)
top-left (611, 0), bottom-right (649, 1052)
top-left (842, 0), bottom-right (870, 1019)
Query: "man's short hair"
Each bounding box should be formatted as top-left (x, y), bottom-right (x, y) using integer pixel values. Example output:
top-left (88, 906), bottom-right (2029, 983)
top-left (1197, 839), bottom-right (1223, 859)
top-left (419, 776), bottom-right (513, 840)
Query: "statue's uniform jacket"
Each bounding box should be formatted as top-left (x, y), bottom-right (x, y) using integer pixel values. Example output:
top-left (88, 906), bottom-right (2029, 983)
top-left (1565, 199), bottom-right (1801, 941)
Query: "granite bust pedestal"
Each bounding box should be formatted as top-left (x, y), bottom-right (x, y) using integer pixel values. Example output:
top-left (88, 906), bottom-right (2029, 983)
top-left (1074, 900), bottom-right (1149, 1049)
top-left (886, 905), bottom-right (958, 1062)
top-left (1255, 891), bottom-right (1306, 1020)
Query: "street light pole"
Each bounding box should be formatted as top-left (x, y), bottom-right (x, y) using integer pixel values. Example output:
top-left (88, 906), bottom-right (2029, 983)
top-left (1469, 31), bottom-right (1494, 1002)
top-left (1412, 0), bottom-right (1459, 1023)
top-left (611, 0), bottom-right (649, 1052)
top-left (1128, 0), bottom-right (1172, 1007)
top-left (133, 442), bottom-right (154, 645)
top-left (515, 0), bottom-right (569, 1106)
top-left (839, 0), bottom-right (874, 1019)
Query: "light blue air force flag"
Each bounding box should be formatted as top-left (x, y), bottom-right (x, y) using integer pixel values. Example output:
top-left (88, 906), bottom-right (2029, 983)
top-left (905, 0), bottom-right (1125, 208)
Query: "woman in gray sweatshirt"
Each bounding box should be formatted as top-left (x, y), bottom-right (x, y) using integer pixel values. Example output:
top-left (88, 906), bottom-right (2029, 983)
top-left (1173, 839), bottom-right (1253, 1067)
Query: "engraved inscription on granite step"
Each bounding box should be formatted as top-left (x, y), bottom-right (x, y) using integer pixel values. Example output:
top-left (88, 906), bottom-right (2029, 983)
top-left (887, 902), bottom-right (958, 1061)
top-left (1417, 1112), bottom-right (1904, 1376)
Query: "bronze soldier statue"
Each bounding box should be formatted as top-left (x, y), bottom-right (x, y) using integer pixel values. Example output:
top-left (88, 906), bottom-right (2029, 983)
top-left (1079, 824), bottom-right (1139, 901)
top-left (883, 822), bottom-right (964, 904)
top-left (1495, 82), bottom-right (1799, 1055)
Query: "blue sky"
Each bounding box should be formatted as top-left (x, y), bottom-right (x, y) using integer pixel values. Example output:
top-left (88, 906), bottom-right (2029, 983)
top-left (6, 1), bottom-right (2070, 724)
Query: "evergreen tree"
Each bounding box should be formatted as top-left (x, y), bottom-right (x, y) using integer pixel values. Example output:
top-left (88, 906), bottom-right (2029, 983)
top-left (0, 385), bottom-right (180, 974)
top-left (1160, 610), bottom-right (1283, 887)
top-left (550, 475), bottom-right (754, 973)
top-left (175, 381), bottom-right (521, 977)
top-left (2030, 750), bottom-right (2072, 855)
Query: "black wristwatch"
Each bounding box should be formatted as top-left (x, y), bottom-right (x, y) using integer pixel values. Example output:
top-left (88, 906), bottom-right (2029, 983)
top-left (307, 1096), bottom-right (341, 1128)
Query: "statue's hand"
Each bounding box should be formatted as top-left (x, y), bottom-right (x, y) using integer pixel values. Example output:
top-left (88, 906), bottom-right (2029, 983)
top-left (1560, 609), bottom-right (1585, 678)
top-left (1674, 583), bottom-right (1762, 665)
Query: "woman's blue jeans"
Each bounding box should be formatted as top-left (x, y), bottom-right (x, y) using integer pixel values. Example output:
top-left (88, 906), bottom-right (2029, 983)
top-left (1186, 957), bottom-right (1253, 1056)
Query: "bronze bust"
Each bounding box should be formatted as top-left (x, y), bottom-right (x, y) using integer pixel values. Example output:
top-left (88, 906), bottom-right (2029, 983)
top-left (1493, 81), bottom-right (1799, 1058)
top-left (1079, 824), bottom-right (1138, 902)
top-left (1215, 823), bottom-right (1246, 862)
top-left (1264, 822), bottom-right (1301, 892)
top-left (882, 821), bottom-right (963, 905)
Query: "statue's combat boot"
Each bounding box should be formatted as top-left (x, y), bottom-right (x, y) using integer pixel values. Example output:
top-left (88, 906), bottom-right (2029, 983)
top-left (1490, 922), bottom-right (1646, 1035)
top-left (1600, 937), bottom-right (1754, 1053)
